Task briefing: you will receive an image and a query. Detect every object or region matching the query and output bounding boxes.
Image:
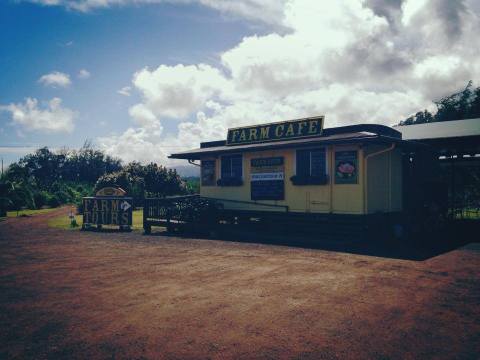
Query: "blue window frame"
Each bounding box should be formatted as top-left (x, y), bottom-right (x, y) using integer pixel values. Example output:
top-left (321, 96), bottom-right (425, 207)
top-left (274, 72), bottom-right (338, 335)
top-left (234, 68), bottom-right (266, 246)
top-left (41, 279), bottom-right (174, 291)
top-left (296, 148), bottom-right (327, 176)
top-left (221, 154), bottom-right (243, 179)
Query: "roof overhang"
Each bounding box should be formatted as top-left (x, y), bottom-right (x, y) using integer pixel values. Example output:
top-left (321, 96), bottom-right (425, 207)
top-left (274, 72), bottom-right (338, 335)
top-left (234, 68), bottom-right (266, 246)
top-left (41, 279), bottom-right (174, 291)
top-left (170, 132), bottom-right (419, 160)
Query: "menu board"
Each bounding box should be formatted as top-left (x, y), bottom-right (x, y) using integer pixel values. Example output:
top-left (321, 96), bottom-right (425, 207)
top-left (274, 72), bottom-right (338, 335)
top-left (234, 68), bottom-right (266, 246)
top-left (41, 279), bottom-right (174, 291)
top-left (201, 160), bottom-right (216, 186)
top-left (250, 157), bottom-right (284, 200)
top-left (335, 151), bottom-right (358, 184)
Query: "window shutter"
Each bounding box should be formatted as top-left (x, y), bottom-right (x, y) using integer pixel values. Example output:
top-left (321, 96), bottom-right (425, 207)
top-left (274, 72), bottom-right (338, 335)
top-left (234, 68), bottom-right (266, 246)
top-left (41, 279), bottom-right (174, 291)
top-left (231, 155), bottom-right (243, 178)
top-left (296, 149), bottom-right (310, 177)
top-left (221, 157), bottom-right (231, 178)
top-left (311, 149), bottom-right (326, 176)
top-left (221, 155), bottom-right (242, 178)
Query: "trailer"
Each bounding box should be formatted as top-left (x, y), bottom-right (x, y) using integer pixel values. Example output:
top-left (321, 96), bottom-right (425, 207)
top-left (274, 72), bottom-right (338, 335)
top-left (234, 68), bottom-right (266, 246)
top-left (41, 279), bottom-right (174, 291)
top-left (144, 116), bottom-right (449, 240)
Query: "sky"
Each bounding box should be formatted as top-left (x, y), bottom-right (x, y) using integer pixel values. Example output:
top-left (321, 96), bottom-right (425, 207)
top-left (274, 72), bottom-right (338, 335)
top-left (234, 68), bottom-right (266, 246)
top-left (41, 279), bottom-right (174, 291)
top-left (1, 0), bottom-right (479, 172)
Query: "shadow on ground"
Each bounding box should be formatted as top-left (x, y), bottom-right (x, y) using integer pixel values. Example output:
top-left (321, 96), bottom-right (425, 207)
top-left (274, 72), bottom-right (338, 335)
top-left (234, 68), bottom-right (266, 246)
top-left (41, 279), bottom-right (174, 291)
top-left (144, 220), bottom-right (478, 261)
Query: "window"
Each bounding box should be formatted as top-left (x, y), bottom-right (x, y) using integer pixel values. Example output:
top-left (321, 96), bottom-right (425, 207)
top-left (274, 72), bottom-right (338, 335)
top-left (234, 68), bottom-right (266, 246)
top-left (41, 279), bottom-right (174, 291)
top-left (221, 154), bottom-right (243, 179)
top-left (201, 160), bottom-right (216, 186)
top-left (292, 148), bottom-right (328, 185)
top-left (296, 148), bottom-right (327, 176)
top-left (218, 154), bottom-right (243, 186)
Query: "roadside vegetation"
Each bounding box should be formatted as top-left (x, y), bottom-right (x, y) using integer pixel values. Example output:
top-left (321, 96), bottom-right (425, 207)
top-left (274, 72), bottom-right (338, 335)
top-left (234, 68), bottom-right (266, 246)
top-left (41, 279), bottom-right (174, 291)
top-left (3, 208), bottom-right (58, 218)
top-left (0, 141), bottom-right (198, 215)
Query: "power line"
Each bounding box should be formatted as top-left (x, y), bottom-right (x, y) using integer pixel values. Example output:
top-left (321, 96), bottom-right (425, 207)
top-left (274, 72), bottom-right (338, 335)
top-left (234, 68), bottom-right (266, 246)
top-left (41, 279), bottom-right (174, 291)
top-left (0, 144), bottom-right (197, 148)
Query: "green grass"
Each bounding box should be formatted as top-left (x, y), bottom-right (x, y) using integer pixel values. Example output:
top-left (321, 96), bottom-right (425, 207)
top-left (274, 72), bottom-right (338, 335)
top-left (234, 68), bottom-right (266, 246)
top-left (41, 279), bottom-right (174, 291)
top-left (48, 209), bottom-right (144, 231)
top-left (6, 208), bottom-right (58, 218)
top-left (453, 209), bottom-right (480, 220)
top-left (131, 210), bottom-right (143, 230)
top-left (47, 213), bottom-right (84, 230)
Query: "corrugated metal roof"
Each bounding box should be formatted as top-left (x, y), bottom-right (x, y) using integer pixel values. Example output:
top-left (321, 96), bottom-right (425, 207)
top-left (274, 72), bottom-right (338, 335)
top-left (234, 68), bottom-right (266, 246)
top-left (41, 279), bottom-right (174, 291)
top-left (395, 118), bottom-right (480, 140)
top-left (170, 132), bottom-right (408, 159)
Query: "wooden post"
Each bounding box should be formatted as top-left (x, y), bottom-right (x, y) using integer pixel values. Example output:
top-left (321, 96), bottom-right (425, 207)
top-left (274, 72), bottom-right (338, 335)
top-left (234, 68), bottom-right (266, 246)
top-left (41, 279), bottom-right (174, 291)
top-left (143, 199), bottom-right (150, 234)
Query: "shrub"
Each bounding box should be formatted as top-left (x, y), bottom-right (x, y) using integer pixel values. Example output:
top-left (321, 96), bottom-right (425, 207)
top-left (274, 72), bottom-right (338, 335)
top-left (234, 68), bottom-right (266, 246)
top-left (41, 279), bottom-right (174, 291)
top-left (47, 195), bottom-right (61, 208)
top-left (34, 191), bottom-right (52, 208)
top-left (55, 190), bottom-right (71, 204)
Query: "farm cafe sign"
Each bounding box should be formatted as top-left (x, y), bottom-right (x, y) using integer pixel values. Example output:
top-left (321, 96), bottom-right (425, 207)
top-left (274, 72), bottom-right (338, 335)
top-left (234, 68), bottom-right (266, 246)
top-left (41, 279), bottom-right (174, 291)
top-left (227, 116), bottom-right (324, 145)
top-left (82, 187), bottom-right (132, 228)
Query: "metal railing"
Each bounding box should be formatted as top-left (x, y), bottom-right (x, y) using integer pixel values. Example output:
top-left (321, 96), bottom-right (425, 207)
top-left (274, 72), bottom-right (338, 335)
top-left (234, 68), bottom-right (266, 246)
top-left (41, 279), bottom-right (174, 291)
top-left (143, 195), bottom-right (289, 233)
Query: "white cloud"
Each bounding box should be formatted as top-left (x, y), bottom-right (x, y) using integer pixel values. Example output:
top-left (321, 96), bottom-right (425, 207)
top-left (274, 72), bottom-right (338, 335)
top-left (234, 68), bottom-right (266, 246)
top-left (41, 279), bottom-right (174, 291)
top-left (16, 129), bottom-right (26, 138)
top-left (25, 0), bottom-right (287, 25)
top-left (38, 71), bottom-right (71, 88)
top-left (78, 69), bottom-right (91, 79)
top-left (117, 86), bottom-right (131, 96)
top-left (70, 0), bottom-right (478, 165)
top-left (0, 97), bottom-right (76, 133)
top-left (402, 0), bottom-right (429, 26)
top-left (0, 146), bottom-right (37, 154)
top-left (197, 0), bottom-right (286, 26)
top-left (131, 64), bottom-right (231, 119)
top-left (128, 103), bottom-right (163, 135)
top-left (410, 55), bottom-right (474, 102)
top-left (97, 127), bottom-right (167, 163)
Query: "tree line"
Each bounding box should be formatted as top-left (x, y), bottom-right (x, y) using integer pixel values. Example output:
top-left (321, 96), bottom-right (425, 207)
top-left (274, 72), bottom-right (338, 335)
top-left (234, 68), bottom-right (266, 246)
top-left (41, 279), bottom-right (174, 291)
top-left (0, 142), bottom-right (196, 213)
top-left (399, 81), bottom-right (480, 125)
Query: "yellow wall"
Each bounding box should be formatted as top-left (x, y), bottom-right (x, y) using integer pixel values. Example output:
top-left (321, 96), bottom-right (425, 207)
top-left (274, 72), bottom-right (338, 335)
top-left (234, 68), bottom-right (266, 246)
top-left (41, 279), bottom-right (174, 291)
top-left (199, 144), bottom-right (402, 215)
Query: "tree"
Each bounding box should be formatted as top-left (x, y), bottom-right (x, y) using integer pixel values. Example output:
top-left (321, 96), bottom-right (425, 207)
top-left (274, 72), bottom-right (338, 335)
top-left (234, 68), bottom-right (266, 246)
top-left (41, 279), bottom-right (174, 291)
top-left (399, 81), bottom-right (480, 126)
top-left (19, 147), bottom-right (63, 189)
top-left (3, 143), bottom-right (122, 210)
top-left (95, 162), bottom-right (186, 207)
top-left (5, 181), bottom-right (35, 212)
top-left (63, 141), bottom-right (122, 183)
top-left (468, 87), bottom-right (480, 119)
top-left (3, 143), bottom-right (188, 210)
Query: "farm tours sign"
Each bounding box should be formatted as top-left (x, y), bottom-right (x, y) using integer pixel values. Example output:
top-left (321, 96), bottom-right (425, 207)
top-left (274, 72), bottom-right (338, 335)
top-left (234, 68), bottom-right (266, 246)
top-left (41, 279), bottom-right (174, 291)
top-left (83, 190), bottom-right (133, 226)
top-left (227, 116), bottom-right (324, 146)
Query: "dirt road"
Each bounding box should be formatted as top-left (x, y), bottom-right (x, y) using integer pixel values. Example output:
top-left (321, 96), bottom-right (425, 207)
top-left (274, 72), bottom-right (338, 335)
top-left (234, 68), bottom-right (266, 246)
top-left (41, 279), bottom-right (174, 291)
top-left (0, 208), bottom-right (479, 359)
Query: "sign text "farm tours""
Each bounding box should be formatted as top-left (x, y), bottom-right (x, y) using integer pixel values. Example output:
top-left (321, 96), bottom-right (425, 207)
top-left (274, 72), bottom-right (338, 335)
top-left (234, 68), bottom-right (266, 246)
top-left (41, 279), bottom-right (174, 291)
top-left (83, 197), bottom-right (133, 226)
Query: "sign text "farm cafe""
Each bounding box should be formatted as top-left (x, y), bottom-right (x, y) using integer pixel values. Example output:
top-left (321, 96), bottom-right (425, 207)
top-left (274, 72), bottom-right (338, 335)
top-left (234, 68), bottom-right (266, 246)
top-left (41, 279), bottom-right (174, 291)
top-left (227, 116), bottom-right (324, 145)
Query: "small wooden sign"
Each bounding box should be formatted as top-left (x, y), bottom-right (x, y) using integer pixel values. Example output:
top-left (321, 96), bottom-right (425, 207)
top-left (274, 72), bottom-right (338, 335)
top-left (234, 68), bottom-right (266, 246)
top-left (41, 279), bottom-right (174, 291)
top-left (335, 151), bottom-right (358, 184)
top-left (227, 116), bottom-right (324, 146)
top-left (96, 187), bottom-right (126, 197)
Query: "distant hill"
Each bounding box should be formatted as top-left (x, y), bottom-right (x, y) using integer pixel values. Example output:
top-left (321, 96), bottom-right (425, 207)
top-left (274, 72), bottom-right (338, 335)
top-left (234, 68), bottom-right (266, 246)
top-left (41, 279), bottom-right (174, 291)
top-left (170, 164), bottom-right (200, 178)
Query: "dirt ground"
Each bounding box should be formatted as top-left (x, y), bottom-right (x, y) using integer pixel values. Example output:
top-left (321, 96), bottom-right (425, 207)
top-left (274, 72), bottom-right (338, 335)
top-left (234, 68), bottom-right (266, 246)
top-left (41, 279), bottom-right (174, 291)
top-left (0, 208), bottom-right (479, 360)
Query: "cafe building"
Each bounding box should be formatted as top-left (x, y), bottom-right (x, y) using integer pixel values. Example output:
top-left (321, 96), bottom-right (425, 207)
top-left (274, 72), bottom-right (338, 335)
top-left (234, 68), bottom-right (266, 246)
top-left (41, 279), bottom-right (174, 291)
top-left (168, 116), bottom-right (427, 238)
